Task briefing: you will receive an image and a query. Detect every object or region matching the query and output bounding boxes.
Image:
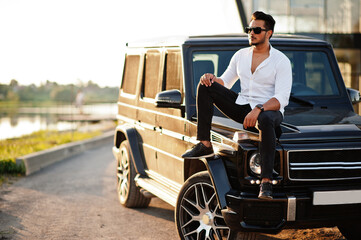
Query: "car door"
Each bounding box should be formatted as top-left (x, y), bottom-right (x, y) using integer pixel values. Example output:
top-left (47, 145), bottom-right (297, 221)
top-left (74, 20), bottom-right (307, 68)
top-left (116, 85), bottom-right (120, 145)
top-left (155, 48), bottom-right (188, 185)
top-left (137, 48), bottom-right (164, 173)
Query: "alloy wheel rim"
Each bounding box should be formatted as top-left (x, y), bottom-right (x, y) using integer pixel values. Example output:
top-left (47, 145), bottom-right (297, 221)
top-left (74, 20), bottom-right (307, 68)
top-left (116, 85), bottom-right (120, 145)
top-left (117, 146), bottom-right (130, 203)
top-left (179, 182), bottom-right (230, 240)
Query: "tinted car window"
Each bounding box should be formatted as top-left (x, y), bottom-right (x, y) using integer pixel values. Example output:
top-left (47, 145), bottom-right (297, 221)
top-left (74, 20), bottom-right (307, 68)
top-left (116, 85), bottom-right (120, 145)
top-left (143, 50), bottom-right (162, 99)
top-left (164, 50), bottom-right (183, 92)
top-left (284, 51), bottom-right (340, 96)
top-left (122, 55), bottom-right (141, 95)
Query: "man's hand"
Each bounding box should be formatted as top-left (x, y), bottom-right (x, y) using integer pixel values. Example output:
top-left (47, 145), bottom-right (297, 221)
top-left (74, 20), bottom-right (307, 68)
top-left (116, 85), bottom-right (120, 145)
top-left (243, 108), bottom-right (261, 129)
top-left (200, 73), bottom-right (216, 87)
top-left (243, 98), bottom-right (281, 129)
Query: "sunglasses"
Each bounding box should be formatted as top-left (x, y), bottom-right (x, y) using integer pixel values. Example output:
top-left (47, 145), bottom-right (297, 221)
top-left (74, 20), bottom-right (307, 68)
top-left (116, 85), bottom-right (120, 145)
top-left (245, 27), bottom-right (269, 34)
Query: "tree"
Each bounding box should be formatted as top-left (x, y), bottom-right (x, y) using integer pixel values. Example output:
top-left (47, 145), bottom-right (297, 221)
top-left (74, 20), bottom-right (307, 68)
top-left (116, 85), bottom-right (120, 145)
top-left (9, 79), bottom-right (19, 88)
top-left (0, 84), bottom-right (9, 100)
top-left (6, 90), bottom-right (19, 101)
top-left (50, 86), bottom-right (75, 102)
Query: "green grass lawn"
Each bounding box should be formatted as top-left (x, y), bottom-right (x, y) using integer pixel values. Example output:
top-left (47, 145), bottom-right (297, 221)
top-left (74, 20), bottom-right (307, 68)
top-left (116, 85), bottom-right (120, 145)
top-left (0, 130), bottom-right (102, 177)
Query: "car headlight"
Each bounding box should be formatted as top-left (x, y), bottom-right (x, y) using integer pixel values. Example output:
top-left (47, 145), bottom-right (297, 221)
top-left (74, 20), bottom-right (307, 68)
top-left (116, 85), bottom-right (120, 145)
top-left (233, 131), bottom-right (250, 141)
top-left (249, 152), bottom-right (261, 176)
top-left (233, 131), bottom-right (261, 142)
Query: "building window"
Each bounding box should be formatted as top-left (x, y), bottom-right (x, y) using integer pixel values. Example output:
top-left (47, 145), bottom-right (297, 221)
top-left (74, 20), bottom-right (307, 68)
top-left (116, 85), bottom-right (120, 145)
top-left (338, 62), bottom-right (352, 88)
top-left (241, 0), bottom-right (361, 34)
top-left (326, 0), bottom-right (360, 33)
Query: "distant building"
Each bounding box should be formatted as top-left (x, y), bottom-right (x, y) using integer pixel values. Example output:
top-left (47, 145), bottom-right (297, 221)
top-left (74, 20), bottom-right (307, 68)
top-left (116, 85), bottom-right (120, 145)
top-left (238, 0), bottom-right (361, 112)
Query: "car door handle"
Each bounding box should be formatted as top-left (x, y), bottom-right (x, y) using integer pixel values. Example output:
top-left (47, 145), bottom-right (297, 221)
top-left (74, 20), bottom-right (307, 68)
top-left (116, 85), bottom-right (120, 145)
top-left (155, 126), bottom-right (162, 133)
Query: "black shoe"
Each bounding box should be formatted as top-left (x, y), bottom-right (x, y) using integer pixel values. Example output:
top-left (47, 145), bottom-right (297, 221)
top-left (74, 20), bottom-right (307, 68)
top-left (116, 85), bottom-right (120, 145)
top-left (181, 142), bottom-right (214, 159)
top-left (258, 182), bottom-right (273, 200)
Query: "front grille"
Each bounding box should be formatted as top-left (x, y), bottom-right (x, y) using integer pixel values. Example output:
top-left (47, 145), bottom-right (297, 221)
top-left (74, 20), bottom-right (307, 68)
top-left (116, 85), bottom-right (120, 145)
top-left (288, 149), bottom-right (361, 181)
top-left (211, 133), bottom-right (222, 143)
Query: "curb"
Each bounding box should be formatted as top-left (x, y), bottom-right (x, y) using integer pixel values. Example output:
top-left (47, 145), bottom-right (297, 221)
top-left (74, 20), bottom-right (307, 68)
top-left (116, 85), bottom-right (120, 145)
top-left (16, 130), bottom-right (114, 176)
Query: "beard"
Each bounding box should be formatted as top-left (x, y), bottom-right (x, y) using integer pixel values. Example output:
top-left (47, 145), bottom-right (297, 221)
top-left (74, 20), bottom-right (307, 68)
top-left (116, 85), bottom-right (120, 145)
top-left (249, 34), bottom-right (267, 46)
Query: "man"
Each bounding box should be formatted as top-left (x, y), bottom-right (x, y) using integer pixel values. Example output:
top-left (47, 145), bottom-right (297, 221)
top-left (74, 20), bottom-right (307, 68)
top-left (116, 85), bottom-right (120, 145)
top-left (182, 11), bottom-right (292, 199)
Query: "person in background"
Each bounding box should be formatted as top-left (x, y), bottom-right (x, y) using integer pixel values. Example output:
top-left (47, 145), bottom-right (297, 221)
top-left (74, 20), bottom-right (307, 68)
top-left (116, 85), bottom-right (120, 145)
top-left (75, 89), bottom-right (85, 114)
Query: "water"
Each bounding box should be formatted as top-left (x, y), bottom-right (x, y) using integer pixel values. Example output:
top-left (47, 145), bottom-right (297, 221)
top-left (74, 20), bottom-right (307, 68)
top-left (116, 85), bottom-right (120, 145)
top-left (0, 103), bottom-right (117, 140)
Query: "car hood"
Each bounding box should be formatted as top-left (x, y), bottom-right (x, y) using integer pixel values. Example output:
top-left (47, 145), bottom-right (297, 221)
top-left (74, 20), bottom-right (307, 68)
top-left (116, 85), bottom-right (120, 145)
top-left (211, 109), bottom-right (361, 143)
top-left (283, 108), bottom-right (361, 126)
top-left (280, 108), bottom-right (361, 142)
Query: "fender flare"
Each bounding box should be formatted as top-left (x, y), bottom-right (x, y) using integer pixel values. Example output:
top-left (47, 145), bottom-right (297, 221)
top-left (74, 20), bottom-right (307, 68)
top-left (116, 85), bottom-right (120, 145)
top-left (200, 156), bottom-right (232, 209)
top-left (114, 124), bottom-right (146, 176)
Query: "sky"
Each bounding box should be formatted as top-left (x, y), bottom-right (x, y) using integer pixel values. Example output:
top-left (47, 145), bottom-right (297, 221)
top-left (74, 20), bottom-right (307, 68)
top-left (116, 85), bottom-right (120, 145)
top-left (0, 0), bottom-right (242, 87)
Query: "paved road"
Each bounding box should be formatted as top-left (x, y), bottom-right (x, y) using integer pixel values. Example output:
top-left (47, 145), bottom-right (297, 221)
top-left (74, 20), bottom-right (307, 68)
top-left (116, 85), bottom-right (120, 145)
top-left (0, 142), bottom-right (345, 240)
top-left (0, 143), bottom-right (177, 240)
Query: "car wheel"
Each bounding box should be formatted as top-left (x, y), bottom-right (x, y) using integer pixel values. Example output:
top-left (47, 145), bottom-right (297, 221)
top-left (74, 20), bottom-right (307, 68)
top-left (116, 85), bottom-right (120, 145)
top-left (338, 222), bottom-right (361, 240)
top-left (175, 171), bottom-right (232, 240)
top-left (117, 140), bottom-right (150, 208)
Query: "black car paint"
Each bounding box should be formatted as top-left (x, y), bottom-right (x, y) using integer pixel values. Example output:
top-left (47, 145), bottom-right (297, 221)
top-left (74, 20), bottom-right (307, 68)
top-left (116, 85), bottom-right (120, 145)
top-left (114, 34), bottom-right (361, 235)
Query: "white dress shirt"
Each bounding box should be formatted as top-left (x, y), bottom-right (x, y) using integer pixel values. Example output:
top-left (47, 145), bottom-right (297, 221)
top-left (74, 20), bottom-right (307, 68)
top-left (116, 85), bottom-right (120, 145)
top-left (220, 45), bottom-right (292, 115)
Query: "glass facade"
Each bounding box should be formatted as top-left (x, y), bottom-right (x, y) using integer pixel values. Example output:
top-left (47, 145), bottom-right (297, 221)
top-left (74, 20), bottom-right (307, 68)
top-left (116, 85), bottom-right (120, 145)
top-left (242, 0), bottom-right (360, 33)
top-left (242, 0), bottom-right (361, 112)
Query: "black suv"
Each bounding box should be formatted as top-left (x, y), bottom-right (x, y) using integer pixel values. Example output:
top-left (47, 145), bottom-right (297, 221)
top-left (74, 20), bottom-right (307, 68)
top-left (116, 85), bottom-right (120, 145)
top-left (112, 34), bottom-right (361, 240)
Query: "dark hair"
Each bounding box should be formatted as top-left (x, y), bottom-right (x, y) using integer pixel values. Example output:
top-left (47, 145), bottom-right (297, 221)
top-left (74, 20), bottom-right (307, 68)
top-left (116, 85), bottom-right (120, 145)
top-left (251, 11), bottom-right (276, 38)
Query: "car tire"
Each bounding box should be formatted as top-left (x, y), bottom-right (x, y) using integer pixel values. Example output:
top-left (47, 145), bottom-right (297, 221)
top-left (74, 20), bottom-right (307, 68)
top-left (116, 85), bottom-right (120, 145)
top-left (175, 171), bottom-right (257, 240)
top-left (338, 222), bottom-right (361, 240)
top-left (117, 140), bottom-right (150, 208)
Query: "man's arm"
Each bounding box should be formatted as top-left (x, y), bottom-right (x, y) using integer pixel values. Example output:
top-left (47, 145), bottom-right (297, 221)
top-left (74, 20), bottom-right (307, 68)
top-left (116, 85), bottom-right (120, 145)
top-left (243, 98), bottom-right (280, 129)
top-left (200, 73), bottom-right (224, 87)
top-left (200, 50), bottom-right (241, 88)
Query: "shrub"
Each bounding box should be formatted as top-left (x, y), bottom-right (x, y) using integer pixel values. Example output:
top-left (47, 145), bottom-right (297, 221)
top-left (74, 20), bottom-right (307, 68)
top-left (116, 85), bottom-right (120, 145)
top-left (0, 130), bottom-right (101, 174)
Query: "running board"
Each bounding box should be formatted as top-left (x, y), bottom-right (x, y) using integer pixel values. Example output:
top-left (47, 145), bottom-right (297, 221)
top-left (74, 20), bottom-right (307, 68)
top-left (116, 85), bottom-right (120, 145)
top-left (135, 172), bottom-right (181, 207)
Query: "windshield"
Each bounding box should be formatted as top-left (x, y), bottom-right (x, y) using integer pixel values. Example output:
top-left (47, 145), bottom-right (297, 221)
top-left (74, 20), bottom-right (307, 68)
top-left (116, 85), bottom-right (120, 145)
top-left (192, 49), bottom-right (340, 97)
top-left (285, 51), bottom-right (339, 97)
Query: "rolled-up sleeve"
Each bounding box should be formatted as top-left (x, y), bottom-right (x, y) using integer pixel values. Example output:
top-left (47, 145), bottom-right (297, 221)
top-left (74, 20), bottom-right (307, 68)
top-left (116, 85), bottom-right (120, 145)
top-left (272, 57), bottom-right (293, 111)
top-left (220, 51), bottom-right (240, 89)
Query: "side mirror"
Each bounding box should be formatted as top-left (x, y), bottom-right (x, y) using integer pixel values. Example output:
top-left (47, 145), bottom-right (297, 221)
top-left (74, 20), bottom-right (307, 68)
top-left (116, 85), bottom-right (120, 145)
top-left (155, 89), bottom-right (182, 108)
top-left (347, 88), bottom-right (361, 104)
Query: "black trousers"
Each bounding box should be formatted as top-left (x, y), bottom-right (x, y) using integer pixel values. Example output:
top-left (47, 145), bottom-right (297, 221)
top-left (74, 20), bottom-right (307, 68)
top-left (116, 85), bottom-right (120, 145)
top-left (196, 82), bottom-right (283, 179)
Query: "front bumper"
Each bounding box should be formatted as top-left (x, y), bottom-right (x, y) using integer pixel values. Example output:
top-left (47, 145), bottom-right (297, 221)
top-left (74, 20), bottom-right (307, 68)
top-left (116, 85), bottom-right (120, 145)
top-left (221, 190), bottom-right (361, 233)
